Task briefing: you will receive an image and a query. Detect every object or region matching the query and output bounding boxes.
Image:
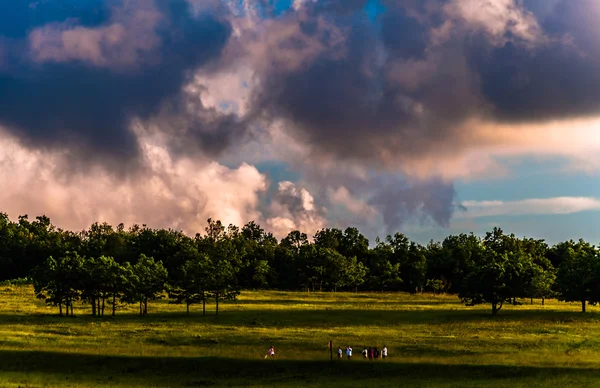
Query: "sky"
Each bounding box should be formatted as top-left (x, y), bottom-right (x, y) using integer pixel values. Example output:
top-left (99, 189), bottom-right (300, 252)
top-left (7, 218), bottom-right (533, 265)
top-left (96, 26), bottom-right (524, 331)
top-left (0, 0), bottom-right (599, 246)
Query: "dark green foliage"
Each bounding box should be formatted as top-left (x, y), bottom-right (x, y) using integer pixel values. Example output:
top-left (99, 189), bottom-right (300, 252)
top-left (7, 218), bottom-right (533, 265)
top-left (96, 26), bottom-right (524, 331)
top-left (555, 240), bottom-right (600, 312)
top-left (122, 255), bottom-right (168, 316)
top-left (168, 250), bottom-right (212, 316)
top-left (9, 211), bottom-right (600, 317)
top-left (32, 252), bottom-right (85, 316)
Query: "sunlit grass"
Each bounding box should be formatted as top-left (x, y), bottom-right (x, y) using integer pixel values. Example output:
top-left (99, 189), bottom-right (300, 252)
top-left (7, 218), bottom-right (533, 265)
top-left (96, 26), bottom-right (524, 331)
top-left (1, 286), bottom-right (600, 386)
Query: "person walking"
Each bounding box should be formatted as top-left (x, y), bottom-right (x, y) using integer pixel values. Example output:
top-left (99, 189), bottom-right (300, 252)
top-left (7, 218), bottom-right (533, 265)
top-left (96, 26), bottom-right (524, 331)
top-left (374, 347), bottom-right (379, 359)
top-left (337, 347), bottom-right (343, 359)
top-left (361, 347), bottom-right (368, 359)
top-left (268, 345), bottom-right (275, 358)
top-left (346, 345), bottom-right (352, 360)
top-left (368, 347), bottom-right (374, 360)
top-left (382, 345), bottom-right (388, 359)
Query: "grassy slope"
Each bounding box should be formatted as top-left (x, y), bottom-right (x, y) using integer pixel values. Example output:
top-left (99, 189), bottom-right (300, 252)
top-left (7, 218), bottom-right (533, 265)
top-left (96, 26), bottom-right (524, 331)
top-left (1, 286), bottom-right (600, 387)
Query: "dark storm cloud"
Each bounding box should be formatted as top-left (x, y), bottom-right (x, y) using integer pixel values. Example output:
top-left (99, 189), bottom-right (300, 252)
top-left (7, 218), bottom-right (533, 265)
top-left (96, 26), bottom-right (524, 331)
top-left (472, 0), bottom-right (600, 123)
top-left (250, 0), bottom-right (600, 157)
top-left (0, 0), bottom-right (233, 172)
top-left (0, 0), bottom-right (109, 39)
top-left (249, 0), bottom-right (476, 167)
top-left (242, 0), bottom-right (600, 228)
top-left (367, 178), bottom-right (459, 230)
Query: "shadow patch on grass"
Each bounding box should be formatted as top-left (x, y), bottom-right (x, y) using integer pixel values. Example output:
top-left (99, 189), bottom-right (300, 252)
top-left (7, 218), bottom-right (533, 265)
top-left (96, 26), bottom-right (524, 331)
top-left (0, 308), bottom-right (597, 329)
top-left (1, 350), bottom-right (600, 387)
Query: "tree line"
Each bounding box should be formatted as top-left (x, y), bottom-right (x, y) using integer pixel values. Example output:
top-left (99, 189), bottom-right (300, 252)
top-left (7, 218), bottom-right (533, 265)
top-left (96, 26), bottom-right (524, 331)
top-left (0, 212), bottom-right (599, 315)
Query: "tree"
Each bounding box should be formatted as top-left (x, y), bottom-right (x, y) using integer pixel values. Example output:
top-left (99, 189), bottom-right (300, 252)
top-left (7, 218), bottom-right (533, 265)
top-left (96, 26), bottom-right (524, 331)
top-left (555, 241), bottom-right (600, 312)
top-left (122, 254), bottom-right (168, 316)
top-left (169, 252), bottom-right (212, 316)
top-left (32, 252), bottom-right (84, 316)
top-left (207, 237), bottom-right (241, 316)
top-left (460, 249), bottom-right (538, 316)
top-left (80, 256), bottom-right (128, 317)
top-left (345, 256), bottom-right (368, 292)
top-left (459, 253), bottom-right (510, 316)
top-left (238, 222), bottom-right (276, 289)
top-left (426, 234), bottom-right (484, 294)
top-left (198, 221), bottom-right (242, 315)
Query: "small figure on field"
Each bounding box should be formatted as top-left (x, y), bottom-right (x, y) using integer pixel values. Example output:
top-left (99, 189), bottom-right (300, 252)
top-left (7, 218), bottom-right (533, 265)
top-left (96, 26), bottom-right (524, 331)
top-left (362, 347), bottom-right (368, 359)
top-left (382, 345), bottom-right (387, 359)
top-left (346, 345), bottom-right (352, 360)
top-left (368, 347), bottom-right (374, 360)
top-left (374, 347), bottom-right (379, 359)
top-left (337, 347), bottom-right (343, 359)
top-left (268, 345), bottom-right (275, 358)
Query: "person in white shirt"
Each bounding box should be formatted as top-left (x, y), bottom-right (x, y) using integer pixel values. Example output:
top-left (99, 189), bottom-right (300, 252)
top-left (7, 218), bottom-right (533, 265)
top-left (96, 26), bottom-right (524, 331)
top-left (337, 347), bottom-right (343, 359)
top-left (346, 346), bottom-right (352, 360)
top-left (382, 345), bottom-right (388, 359)
top-left (361, 347), bottom-right (368, 359)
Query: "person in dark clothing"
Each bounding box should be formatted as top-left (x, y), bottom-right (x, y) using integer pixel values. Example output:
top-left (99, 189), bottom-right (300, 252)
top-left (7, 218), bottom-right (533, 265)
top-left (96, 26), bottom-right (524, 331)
top-left (368, 347), bottom-right (374, 360)
top-left (374, 347), bottom-right (379, 359)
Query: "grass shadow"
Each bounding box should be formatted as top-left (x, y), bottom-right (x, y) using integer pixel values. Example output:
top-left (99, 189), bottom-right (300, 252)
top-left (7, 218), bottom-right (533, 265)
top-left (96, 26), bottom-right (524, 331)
top-left (1, 350), bottom-right (600, 387)
top-left (0, 307), bottom-right (596, 328)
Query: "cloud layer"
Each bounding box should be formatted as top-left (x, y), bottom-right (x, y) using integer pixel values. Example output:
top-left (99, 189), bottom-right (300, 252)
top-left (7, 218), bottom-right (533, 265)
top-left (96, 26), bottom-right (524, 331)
top-left (458, 197), bottom-right (600, 219)
top-left (1, 0), bottom-right (600, 238)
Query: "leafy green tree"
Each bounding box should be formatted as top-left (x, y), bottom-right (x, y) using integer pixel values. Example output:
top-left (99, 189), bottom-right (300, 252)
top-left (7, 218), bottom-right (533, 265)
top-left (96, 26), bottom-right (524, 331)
top-left (366, 238), bottom-right (402, 291)
top-left (32, 252), bottom-right (84, 316)
top-left (81, 256), bottom-right (127, 316)
top-left (402, 242), bottom-right (428, 293)
top-left (238, 222), bottom-right (276, 289)
top-left (122, 254), bottom-right (168, 316)
top-left (339, 227), bottom-right (369, 261)
top-left (555, 241), bottom-right (600, 312)
top-left (169, 252), bottom-right (212, 315)
top-left (460, 248), bottom-right (539, 316)
top-left (198, 220), bottom-right (242, 315)
top-left (425, 234), bottom-right (484, 294)
top-left (345, 256), bottom-right (368, 292)
top-left (313, 228), bottom-right (343, 251)
top-left (209, 256), bottom-right (240, 316)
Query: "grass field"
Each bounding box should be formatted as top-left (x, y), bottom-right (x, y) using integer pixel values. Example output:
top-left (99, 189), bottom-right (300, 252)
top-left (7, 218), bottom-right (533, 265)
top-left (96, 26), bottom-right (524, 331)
top-left (2, 286), bottom-right (600, 387)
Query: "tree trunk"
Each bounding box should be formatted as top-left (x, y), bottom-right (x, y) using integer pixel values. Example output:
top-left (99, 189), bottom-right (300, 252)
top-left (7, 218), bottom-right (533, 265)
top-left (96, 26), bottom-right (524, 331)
top-left (112, 294), bottom-right (116, 316)
top-left (144, 299), bottom-right (148, 315)
top-left (97, 299), bottom-right (101, 316)
top-left (542, 296), bottom-right (545, 306)
top-left (139, 300), bottom-right (143, 316)
top-left (582, 300), bottom-right (586, 313)
top-left (91, 297), bottom-right (96, 316)
top-left (215, 291), bottom-right (219, 316)
top-left (202, 298), bottom-right (206, 317)
top-left (186, 302), bottom-right (190, 316)
top-left (530, 297), bottom-right (533, 305)
top-left (101, 297), bottom-right (105, 316)
top-left (492, 300), bottom-right (504, 316)
top-left (59, 302), bottom-right (63, 316)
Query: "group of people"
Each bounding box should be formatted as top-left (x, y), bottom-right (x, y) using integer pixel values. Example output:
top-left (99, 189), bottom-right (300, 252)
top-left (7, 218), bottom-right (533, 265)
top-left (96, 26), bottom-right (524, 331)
top-left (266, 344), bottom-right (389, 360)
top-left (337, 345), bottom-right (388, 360)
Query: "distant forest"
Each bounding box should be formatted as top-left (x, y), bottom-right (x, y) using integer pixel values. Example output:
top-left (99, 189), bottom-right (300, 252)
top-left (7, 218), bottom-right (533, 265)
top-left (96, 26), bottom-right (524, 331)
top-left (0, 212), bottom-right (598, 316)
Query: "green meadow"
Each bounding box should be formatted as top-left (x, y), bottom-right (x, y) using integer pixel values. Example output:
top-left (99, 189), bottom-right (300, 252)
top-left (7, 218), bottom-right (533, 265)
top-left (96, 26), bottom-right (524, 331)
top-left (2, 286), bottom-right (600, 387)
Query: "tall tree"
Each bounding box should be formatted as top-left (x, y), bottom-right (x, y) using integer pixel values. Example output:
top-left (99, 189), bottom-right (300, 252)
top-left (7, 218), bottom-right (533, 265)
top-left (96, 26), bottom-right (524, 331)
top-left (555, 241), bottom-right (600, 312)
top-left (32, 252), bottom-right (84, 316)
top-left (122, 255), bottom-right (168, 316)
top-left (169, 251), bottom-right (212, 316)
